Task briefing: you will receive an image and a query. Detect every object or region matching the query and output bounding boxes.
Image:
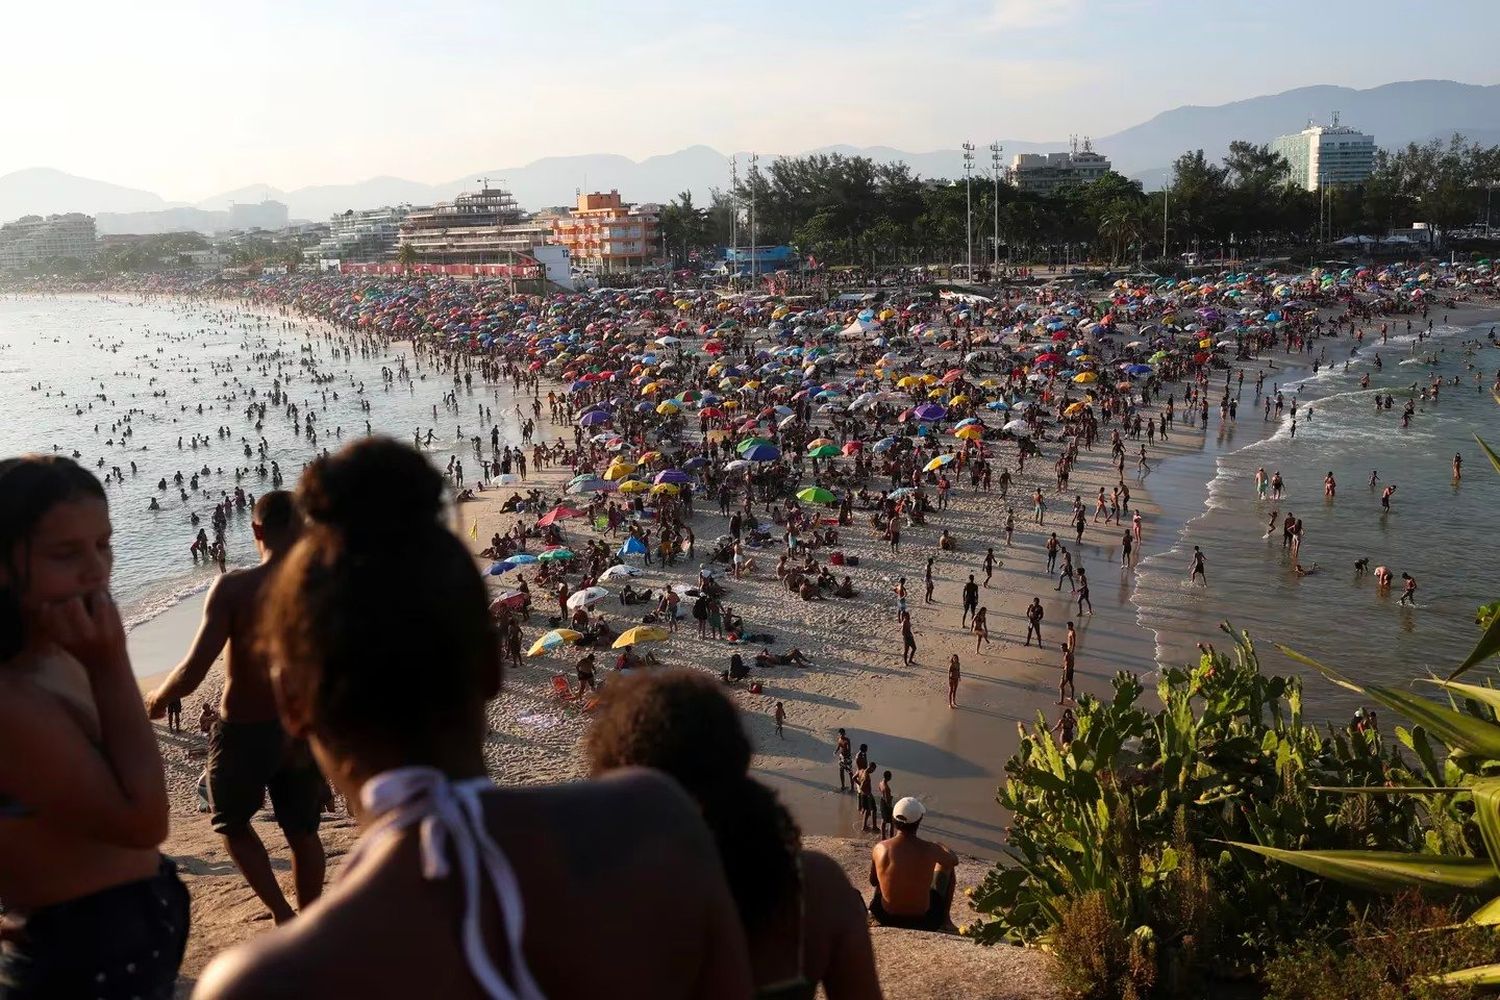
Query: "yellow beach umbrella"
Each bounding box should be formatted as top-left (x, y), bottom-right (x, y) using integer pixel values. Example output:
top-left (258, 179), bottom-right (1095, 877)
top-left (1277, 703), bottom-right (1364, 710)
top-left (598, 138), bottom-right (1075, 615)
top-left (896, 375), bottom-right (921, 388)
top-left (955, 424), bottom-right (984, 441)
top-left (614, 625), bottom-right (671, 648)
top-left (617, 480), bottom-right (649, 494)
top-left (949, 394), bottom-right (970, 406)
top-left (656, 401), bottom-right (681, 415)
top-left (528, 629), bottom-right (582, 657)
top-left (650, 482), bottom-right (680, 496)
top-left (1072, 372), bottom-right (1098, 383)
top-left (603, 461), bottom-right (638, 480)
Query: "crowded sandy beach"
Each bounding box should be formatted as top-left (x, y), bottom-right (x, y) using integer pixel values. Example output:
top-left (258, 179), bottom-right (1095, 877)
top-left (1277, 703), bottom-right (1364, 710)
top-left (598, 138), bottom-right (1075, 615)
top-left (4, 255), bottom-right (1500, 998)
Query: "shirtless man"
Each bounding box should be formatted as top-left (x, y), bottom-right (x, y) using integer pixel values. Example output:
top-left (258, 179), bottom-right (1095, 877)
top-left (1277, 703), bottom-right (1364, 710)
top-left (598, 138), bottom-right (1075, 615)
top-left (146, 491), bottom-right (326, 924)
top-left (868, 797), bottom-right (958, 931)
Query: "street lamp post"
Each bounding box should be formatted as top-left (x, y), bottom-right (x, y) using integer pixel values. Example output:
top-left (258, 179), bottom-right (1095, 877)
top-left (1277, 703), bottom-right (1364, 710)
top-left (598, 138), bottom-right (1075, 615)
top-left (729, 156), bottom-right (739, 285)
top-left (989, 142), bottom-right (1003, 273)
top-left (962, 141), bottom-right (975, 281)
top-left (749, 152), bottom-right (759, 287)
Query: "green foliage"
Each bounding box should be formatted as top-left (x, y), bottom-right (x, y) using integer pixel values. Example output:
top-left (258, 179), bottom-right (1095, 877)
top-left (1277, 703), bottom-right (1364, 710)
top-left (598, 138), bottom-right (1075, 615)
top-left (1247, 437), bottom-right (1500, 988)
top-left (970, 627), bottom-right (1424, 993)
top-left (1263, 893), bottom-right (1497, 1000)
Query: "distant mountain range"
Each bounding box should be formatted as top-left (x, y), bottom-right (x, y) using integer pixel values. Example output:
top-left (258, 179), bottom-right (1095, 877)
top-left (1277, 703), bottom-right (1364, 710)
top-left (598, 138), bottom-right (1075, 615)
top-left (7, 79), bottom-right (1500, 234)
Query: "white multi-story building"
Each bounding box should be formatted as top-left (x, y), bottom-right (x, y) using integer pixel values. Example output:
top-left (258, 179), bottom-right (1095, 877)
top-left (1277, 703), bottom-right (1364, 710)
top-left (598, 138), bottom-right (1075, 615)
top-left (1008, 140), bottom-right (1112, 196)
top-left (1272, 116), bottom-right (1376, 191)
top-left (309, 205), bottom-right (410, 263)
top-left (0, 212), bottom-right (97, 269)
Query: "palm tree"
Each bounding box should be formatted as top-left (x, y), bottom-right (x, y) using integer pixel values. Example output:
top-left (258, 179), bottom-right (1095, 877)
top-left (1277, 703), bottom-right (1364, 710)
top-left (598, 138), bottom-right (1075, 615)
top-left (396, 242), bottom-right (419, 273)
top-left (1097, 200), bottom-right (1142, 265)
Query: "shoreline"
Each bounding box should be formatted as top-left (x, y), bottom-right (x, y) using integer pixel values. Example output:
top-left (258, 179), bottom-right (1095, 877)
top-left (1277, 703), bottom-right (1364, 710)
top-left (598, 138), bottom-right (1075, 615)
top-left (108, 292), bottom-right (1500, 861)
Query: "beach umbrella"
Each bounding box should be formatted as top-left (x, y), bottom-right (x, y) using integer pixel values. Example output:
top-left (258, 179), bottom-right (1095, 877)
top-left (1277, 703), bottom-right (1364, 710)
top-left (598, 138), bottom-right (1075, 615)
top-left (613, 625), bottom-right (671, 648)
top-left (503, 553), bottom-right (539, 566)
top-left (1072, 372), bottom-right (1097, 384)
top-left (566, 586), bottom-right (610, 610)
top-left (806, 443), bottom-right (841, 459)
top-left (654, 469), bottom-right (694, 485)
top-left (485, 561), bottom-right (517, 576)
top-left (538, 548), bottom-right (575, 562)
top-left (650, 483), bottom-right (680, 496)
top-left (618, 536), bottom-right (648, 557)
top-left (742, 443), bottom-right (782, 462)
top-left (528, 629), bottom-right (583, 657)
top-left (603, 460), bottom-right (638, 480)
top-left (796, 487), bottom-right (837, 505)
top-left (954, 424), bottom-right (984, 441)
top-left (488, 590), bottom-right (528, 613)
top-left (617, 480), bottom-right (649, 494)
top-left (598, 564), bottom-right (642, 581)
top-left (1002, 419), bottom-right (1031, 435)
top-left (923, 454), bottom-right (957, 472)
top-left (536, 505), bottom-right (584, 528)
top-left (736, 436), bottom-right (774, 454)
top-left (491, 472), bottom-right (521, 485)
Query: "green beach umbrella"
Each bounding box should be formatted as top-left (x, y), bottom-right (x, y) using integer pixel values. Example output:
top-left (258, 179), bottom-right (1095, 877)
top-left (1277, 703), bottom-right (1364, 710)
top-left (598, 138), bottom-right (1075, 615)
top-left (796, 487), bottom-right (837, 505)
top-left (806, 444), bottom-right (841, 459)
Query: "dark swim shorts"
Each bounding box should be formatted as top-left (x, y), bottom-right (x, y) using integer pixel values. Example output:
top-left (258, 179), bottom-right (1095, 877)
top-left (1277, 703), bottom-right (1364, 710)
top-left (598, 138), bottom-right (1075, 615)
top-left (0, 857), bottom-right (189, 999)
top-left (207, 720), bottom-right (326, 835)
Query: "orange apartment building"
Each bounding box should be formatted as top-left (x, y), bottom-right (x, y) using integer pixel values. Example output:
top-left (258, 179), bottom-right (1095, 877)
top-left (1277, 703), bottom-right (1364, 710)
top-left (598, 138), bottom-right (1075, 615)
top-left (549, 190), bottom-right (661, 273)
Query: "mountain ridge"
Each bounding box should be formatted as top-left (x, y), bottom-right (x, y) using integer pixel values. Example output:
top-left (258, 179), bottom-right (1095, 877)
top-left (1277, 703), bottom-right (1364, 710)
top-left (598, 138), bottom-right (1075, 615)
top-left (8, 79), bottom-right (1499, 232)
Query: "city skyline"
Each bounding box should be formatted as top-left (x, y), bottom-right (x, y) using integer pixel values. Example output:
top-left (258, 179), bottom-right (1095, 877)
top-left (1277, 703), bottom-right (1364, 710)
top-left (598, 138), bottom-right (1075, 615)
top-left (6, 0), bottom-right (1500, 202)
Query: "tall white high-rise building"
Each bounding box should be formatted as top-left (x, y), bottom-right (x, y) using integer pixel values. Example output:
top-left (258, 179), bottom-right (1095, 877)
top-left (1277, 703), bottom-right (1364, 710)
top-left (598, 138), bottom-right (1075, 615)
top-left (1272, 115), bottom-right (1376, 191)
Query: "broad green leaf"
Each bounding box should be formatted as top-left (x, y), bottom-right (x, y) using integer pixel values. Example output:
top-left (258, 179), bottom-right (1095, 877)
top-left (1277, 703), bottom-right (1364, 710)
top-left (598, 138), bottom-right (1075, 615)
top-left (1422, 678), bottom-right (1500, 713)
top-left (1428, 963), bottom-right (1500, 986)
top-left (1450, 611), bottom-right (1500, 679)
top-left (1274, 645), bottom-right (1364, 695)
top-left (1226, 842), bottom-right (1500, 894)
top-left (1363, 684), bottom-right (1500, 759)
top-left (1476, 434), bottom-right (1500, 476)
top-left (1467, 895), bottom-right (1500, 926)
top-left (1308, 786), bottom-right (1461, 795)
top-left (1470, 778), bottom-right (1500, 880)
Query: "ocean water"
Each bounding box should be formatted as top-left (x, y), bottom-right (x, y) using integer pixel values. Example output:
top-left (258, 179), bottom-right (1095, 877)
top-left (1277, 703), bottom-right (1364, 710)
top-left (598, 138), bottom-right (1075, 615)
top-left (1132, 319), bottom-right (1500, 719)
top-left (0, 294), bottom-right (521, 633)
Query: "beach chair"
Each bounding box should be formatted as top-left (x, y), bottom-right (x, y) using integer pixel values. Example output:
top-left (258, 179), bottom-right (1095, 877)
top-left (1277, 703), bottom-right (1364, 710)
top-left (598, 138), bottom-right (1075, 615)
top-left (550, 675), bottom-right (574, 700)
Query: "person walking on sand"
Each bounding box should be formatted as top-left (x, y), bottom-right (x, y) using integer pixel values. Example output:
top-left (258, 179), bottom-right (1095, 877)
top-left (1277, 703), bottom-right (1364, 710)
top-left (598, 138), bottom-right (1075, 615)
top-left (773, 701), bottom-right (786, 739)
top-left (983, 546), bottom-right (997, 587)
top-left (878, 771), bottom-right (895, 839)
top-left (924, 556), bottom-right (935, 604)
top-left (947, 654), bottom-right (961, 708)
top-left (1055, 547), bottom-right (1075, 592)
top-left (900, 610), bottom-right (917, 666)
top-left (893, 576), bottom-right (908, 622)
top-left (1188, 545), bottom-right (1207, 586)
top-left (1120, 528), bottom-right (1134, 567)
top-left (1076, 568), bottom-right (1093, 615)
top-left (835, 729), bottom-right (853, 793)
top-left (961, 574), bottom-right (979, 627)
top-left (1057, 642), bottom-right (1076, 704)
top-left (1024, 597), bottom-right (1045, 646)
top-left (147, 490), bottom-right (326, 926)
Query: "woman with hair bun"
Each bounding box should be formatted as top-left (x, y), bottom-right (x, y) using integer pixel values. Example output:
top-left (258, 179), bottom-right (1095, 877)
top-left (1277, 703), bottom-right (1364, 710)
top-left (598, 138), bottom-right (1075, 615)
top-left (0, 455), bottom-right (186, 998)
top-left (587, 671), bottom-right (881, 1000)
top-left (197, 438), bottom-right (749, 1000)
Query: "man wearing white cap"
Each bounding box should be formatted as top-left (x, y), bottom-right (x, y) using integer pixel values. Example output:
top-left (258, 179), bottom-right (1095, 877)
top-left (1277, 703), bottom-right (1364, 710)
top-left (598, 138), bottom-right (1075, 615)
top-left (867, 796), bottom-right (959, 931)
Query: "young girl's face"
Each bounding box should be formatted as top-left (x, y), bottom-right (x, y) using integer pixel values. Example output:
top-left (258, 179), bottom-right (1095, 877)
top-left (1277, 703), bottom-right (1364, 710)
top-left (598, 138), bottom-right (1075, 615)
top-left (5, 498), bottom-right (113, 617)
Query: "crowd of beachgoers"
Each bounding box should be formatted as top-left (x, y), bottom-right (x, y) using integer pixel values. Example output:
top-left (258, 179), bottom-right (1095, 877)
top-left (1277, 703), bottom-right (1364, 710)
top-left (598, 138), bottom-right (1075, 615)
top-left (2, 256), bottom-right (1497, 998)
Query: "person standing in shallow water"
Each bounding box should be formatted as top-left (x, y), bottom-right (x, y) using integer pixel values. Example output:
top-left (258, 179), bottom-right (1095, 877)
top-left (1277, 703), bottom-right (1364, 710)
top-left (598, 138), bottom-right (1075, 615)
top-left (0, 455), bottom-right (188, 999)
top-left (147, 491), bottom-right (326, 926)
top-left (196, 438), bottom-right (750, 1000)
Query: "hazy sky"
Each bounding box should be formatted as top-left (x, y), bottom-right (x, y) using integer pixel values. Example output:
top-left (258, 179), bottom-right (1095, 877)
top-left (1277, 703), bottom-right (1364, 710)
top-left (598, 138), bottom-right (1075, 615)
top-left (6, 0), bottom-right (1499, 201)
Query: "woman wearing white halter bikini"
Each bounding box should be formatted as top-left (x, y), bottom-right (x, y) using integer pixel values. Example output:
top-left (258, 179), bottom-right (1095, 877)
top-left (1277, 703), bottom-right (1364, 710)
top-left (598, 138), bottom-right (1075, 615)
top-left (198, 438), bottom-right (750, 999)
